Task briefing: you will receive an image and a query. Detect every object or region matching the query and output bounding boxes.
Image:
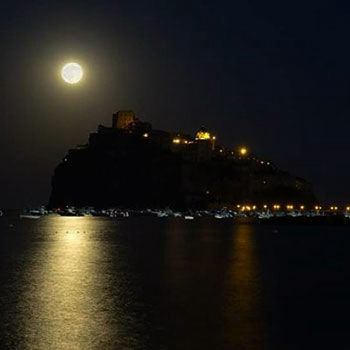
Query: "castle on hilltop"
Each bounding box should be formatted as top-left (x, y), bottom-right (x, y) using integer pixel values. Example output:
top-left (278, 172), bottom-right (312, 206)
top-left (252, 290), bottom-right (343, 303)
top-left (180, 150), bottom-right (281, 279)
top-left (91, 110), bottom-right (238, 162)
top-left (50, 110), bottom-right (316, 209)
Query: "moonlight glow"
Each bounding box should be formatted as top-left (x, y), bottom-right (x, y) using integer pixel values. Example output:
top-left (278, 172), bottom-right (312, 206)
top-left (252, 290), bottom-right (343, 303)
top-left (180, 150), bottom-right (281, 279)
top-left (61, 62), bottom-right (83, 84)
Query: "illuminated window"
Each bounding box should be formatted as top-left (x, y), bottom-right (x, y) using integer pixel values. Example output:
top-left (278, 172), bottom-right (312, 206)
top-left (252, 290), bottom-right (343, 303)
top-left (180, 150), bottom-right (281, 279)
top-left (195, 126), bottom-right (211, 140)
top-left (196, 131), bottom-right (211, 140)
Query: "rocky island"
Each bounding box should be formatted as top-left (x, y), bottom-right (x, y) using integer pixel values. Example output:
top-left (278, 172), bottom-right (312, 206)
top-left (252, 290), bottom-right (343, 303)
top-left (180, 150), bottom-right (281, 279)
top-left (49, 110), bottom-right (316, 209)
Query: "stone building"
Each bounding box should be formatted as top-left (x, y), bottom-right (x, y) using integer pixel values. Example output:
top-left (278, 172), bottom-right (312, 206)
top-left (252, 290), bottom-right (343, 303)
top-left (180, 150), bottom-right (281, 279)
top-left (112, 110), bottom-right (136, 129)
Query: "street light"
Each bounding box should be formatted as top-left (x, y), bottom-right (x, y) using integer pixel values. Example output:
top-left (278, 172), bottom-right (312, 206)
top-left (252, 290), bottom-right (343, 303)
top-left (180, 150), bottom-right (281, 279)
top-left (240, 147), bottom-right (248, 156)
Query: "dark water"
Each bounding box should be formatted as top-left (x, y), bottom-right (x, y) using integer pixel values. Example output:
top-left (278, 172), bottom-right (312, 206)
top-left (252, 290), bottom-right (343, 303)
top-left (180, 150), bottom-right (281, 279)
top-left (0, 217), bottom-right (350, 349)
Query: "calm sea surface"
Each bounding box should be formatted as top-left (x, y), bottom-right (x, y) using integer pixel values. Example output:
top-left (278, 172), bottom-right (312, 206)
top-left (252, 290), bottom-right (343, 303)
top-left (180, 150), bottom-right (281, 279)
top-left (0, 216), bottom-right (350, 349)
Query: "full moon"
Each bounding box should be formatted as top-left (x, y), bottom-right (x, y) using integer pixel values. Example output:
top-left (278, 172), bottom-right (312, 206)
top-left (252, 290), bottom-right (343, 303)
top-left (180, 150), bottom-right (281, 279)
top-left (61, 62), bottom-right (83, 84)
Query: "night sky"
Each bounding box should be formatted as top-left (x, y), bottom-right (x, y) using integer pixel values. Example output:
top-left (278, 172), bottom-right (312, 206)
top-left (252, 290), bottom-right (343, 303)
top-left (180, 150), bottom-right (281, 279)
top-left (1, 0), bottom-right (349, 208)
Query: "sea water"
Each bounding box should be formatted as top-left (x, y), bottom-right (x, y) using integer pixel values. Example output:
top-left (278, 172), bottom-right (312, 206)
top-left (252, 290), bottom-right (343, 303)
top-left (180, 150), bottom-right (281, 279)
top-left (0, 216), bottom-right (349, 349)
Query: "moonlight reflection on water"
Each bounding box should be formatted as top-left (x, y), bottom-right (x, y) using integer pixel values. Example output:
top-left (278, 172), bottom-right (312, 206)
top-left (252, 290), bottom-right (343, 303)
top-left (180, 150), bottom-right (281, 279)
top-left (1, 217), bottom-right (350, 349)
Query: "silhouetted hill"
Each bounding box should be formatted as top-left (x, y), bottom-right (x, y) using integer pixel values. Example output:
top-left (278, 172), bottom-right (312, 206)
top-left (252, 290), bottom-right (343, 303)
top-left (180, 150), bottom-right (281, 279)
top-left (49, 112), bottom-right (316, 209)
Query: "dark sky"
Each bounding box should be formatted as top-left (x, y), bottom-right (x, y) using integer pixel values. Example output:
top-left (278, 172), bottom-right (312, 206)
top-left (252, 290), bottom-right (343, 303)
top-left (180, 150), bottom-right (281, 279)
top-left (0, 0), bottom-right (349, 207)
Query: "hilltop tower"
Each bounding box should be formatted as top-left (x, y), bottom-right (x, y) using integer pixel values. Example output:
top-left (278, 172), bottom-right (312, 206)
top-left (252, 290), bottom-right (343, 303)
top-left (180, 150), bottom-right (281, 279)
top-left (112, 110), bottom-right (136, 129)
top-left (195, 126), bottom-right (216, 150)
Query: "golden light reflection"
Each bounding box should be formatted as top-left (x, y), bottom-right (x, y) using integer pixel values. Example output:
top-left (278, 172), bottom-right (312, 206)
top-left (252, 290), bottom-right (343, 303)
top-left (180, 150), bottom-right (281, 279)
top-left (222, 225), bottom-right (264, 348)
top-left (19, 217), bottom-right (123, 349)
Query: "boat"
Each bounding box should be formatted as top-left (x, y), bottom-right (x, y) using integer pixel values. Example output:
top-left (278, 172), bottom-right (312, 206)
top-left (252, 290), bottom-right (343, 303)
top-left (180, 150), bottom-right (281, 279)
top-left (110, 209), bottom-right (129, 218)
top-left (214, 212), bottom-right (232, 219)
top-left (20, 207), bottom-right (47, 219)
top-left (57, 206), bottom-right (82, 216)
top-left (258, 212), bottom-right (273, 219)
top-left (214, 214), bottom-right (225, 219)
top-left (20, 214), bottom-right (42, 219)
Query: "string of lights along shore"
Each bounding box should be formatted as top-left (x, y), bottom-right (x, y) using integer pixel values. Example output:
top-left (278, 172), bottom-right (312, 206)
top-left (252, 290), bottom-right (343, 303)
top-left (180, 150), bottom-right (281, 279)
top-left (234, 205), bottom-right (350, 212)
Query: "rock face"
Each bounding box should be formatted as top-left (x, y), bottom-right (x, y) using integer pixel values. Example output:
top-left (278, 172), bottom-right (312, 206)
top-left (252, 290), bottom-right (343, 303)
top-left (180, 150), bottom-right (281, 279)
top-left (49, 113), bottom-right (316, 209)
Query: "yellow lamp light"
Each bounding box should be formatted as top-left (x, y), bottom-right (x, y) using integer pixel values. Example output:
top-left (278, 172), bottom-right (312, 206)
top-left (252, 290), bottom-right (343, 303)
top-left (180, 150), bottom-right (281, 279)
top-left (240, 147), bottom-right (248, 156)
top-left (195, 131), bottom-right (211, 140)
